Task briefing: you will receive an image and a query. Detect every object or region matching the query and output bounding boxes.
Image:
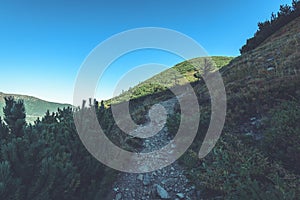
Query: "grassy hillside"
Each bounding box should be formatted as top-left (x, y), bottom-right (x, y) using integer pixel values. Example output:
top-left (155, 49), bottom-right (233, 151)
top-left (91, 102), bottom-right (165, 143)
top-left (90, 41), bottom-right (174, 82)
top-left (107, 56), bottom-right (233, 104)
top-left (173, 16), bottom-right (300, 199)
top-left (219, 16), bottom-right (300, 121)
top-left (0, 92), bottom-right (71, 123)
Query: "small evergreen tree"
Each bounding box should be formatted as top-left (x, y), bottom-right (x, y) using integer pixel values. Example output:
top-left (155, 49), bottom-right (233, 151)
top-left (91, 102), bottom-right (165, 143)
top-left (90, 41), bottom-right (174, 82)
top-left (3, 97), bottom-right (26, 137)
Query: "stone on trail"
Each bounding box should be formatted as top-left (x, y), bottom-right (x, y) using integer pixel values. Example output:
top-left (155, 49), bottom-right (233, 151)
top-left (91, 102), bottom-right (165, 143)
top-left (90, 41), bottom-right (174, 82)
top-left (115, 193), bottom-right (122, 200)
top-left (137, 174), bottom-right (143, 181)
top-left (155, 184), bottom-right (170, 199)
top-left (176, 192), bottom-right (185, 199)
top-left (143, 174), bottom-right (151, 186)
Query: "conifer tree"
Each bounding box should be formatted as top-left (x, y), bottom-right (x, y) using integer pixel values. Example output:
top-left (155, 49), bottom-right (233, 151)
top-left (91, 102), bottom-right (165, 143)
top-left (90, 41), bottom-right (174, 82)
top-left (3, 97), bottom-right (26, 137)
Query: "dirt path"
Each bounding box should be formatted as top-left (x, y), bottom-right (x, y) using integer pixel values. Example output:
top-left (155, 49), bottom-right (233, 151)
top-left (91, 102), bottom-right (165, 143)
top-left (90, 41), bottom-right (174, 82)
top-left (110, 97), bottom-right (199, 200)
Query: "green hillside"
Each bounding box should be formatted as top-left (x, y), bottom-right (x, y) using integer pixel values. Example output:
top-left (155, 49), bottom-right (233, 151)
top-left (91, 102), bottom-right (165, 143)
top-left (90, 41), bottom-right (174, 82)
top-left (170, 16), bottom-right (300, 199)
top-left (0, 92), bottom-right (71, 123)
top-left (107, 56), bottom-right (233, 104)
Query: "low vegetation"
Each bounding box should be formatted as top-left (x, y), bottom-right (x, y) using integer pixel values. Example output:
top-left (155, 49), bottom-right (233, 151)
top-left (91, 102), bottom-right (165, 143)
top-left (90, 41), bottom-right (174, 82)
top-left (0, 97), bottom-right (117, 200)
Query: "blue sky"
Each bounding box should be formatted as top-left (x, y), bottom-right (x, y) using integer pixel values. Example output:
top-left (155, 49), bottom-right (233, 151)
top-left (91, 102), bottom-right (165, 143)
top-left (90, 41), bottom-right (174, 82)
top-left (0, 0), bottom-right (292, 104)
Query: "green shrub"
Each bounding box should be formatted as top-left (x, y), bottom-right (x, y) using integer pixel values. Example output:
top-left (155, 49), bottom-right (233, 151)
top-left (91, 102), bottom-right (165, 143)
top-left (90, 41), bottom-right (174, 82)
top-left (262, 100), bottom-right (300, 174)
top-left (184, 134), bottom-right (299, 199)
top-left (178, 150), bottom-right (199, 169)
top-left (166, 113), bottom-right (181, 136)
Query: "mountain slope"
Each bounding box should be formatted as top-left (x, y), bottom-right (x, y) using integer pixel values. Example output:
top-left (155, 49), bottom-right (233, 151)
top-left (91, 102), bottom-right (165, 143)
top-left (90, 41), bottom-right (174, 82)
top-left (108, 16), bottom-right (300, 199)
top-left (178, 16), bottom-right (300, 199)
top-left (0, 92), bottom-right (71, 123)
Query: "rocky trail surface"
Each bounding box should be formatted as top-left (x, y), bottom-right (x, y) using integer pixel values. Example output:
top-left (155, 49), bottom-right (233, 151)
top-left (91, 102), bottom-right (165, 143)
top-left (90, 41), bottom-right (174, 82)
top-left (110, 97), bottom-right (199, 200)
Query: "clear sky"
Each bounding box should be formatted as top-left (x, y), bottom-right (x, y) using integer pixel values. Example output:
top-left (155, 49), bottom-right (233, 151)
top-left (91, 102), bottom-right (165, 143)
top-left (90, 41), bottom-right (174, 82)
top-left (0, 0), bottom-right (292, 104)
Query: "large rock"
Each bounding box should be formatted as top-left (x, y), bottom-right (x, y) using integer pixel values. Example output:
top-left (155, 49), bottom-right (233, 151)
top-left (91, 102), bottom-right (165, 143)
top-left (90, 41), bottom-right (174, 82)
top-left (155, 184), bottom-right (170, 199)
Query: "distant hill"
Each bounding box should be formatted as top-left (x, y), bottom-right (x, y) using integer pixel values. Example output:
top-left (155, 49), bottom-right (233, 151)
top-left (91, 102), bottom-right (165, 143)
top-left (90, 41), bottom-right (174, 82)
top-left (0, 92), bottom-right (72, 123)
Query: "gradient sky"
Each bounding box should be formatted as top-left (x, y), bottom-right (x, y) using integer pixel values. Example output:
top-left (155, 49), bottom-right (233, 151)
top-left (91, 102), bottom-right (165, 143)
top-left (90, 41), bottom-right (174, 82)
top-left (0, 0), bottom-right (292, 104)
